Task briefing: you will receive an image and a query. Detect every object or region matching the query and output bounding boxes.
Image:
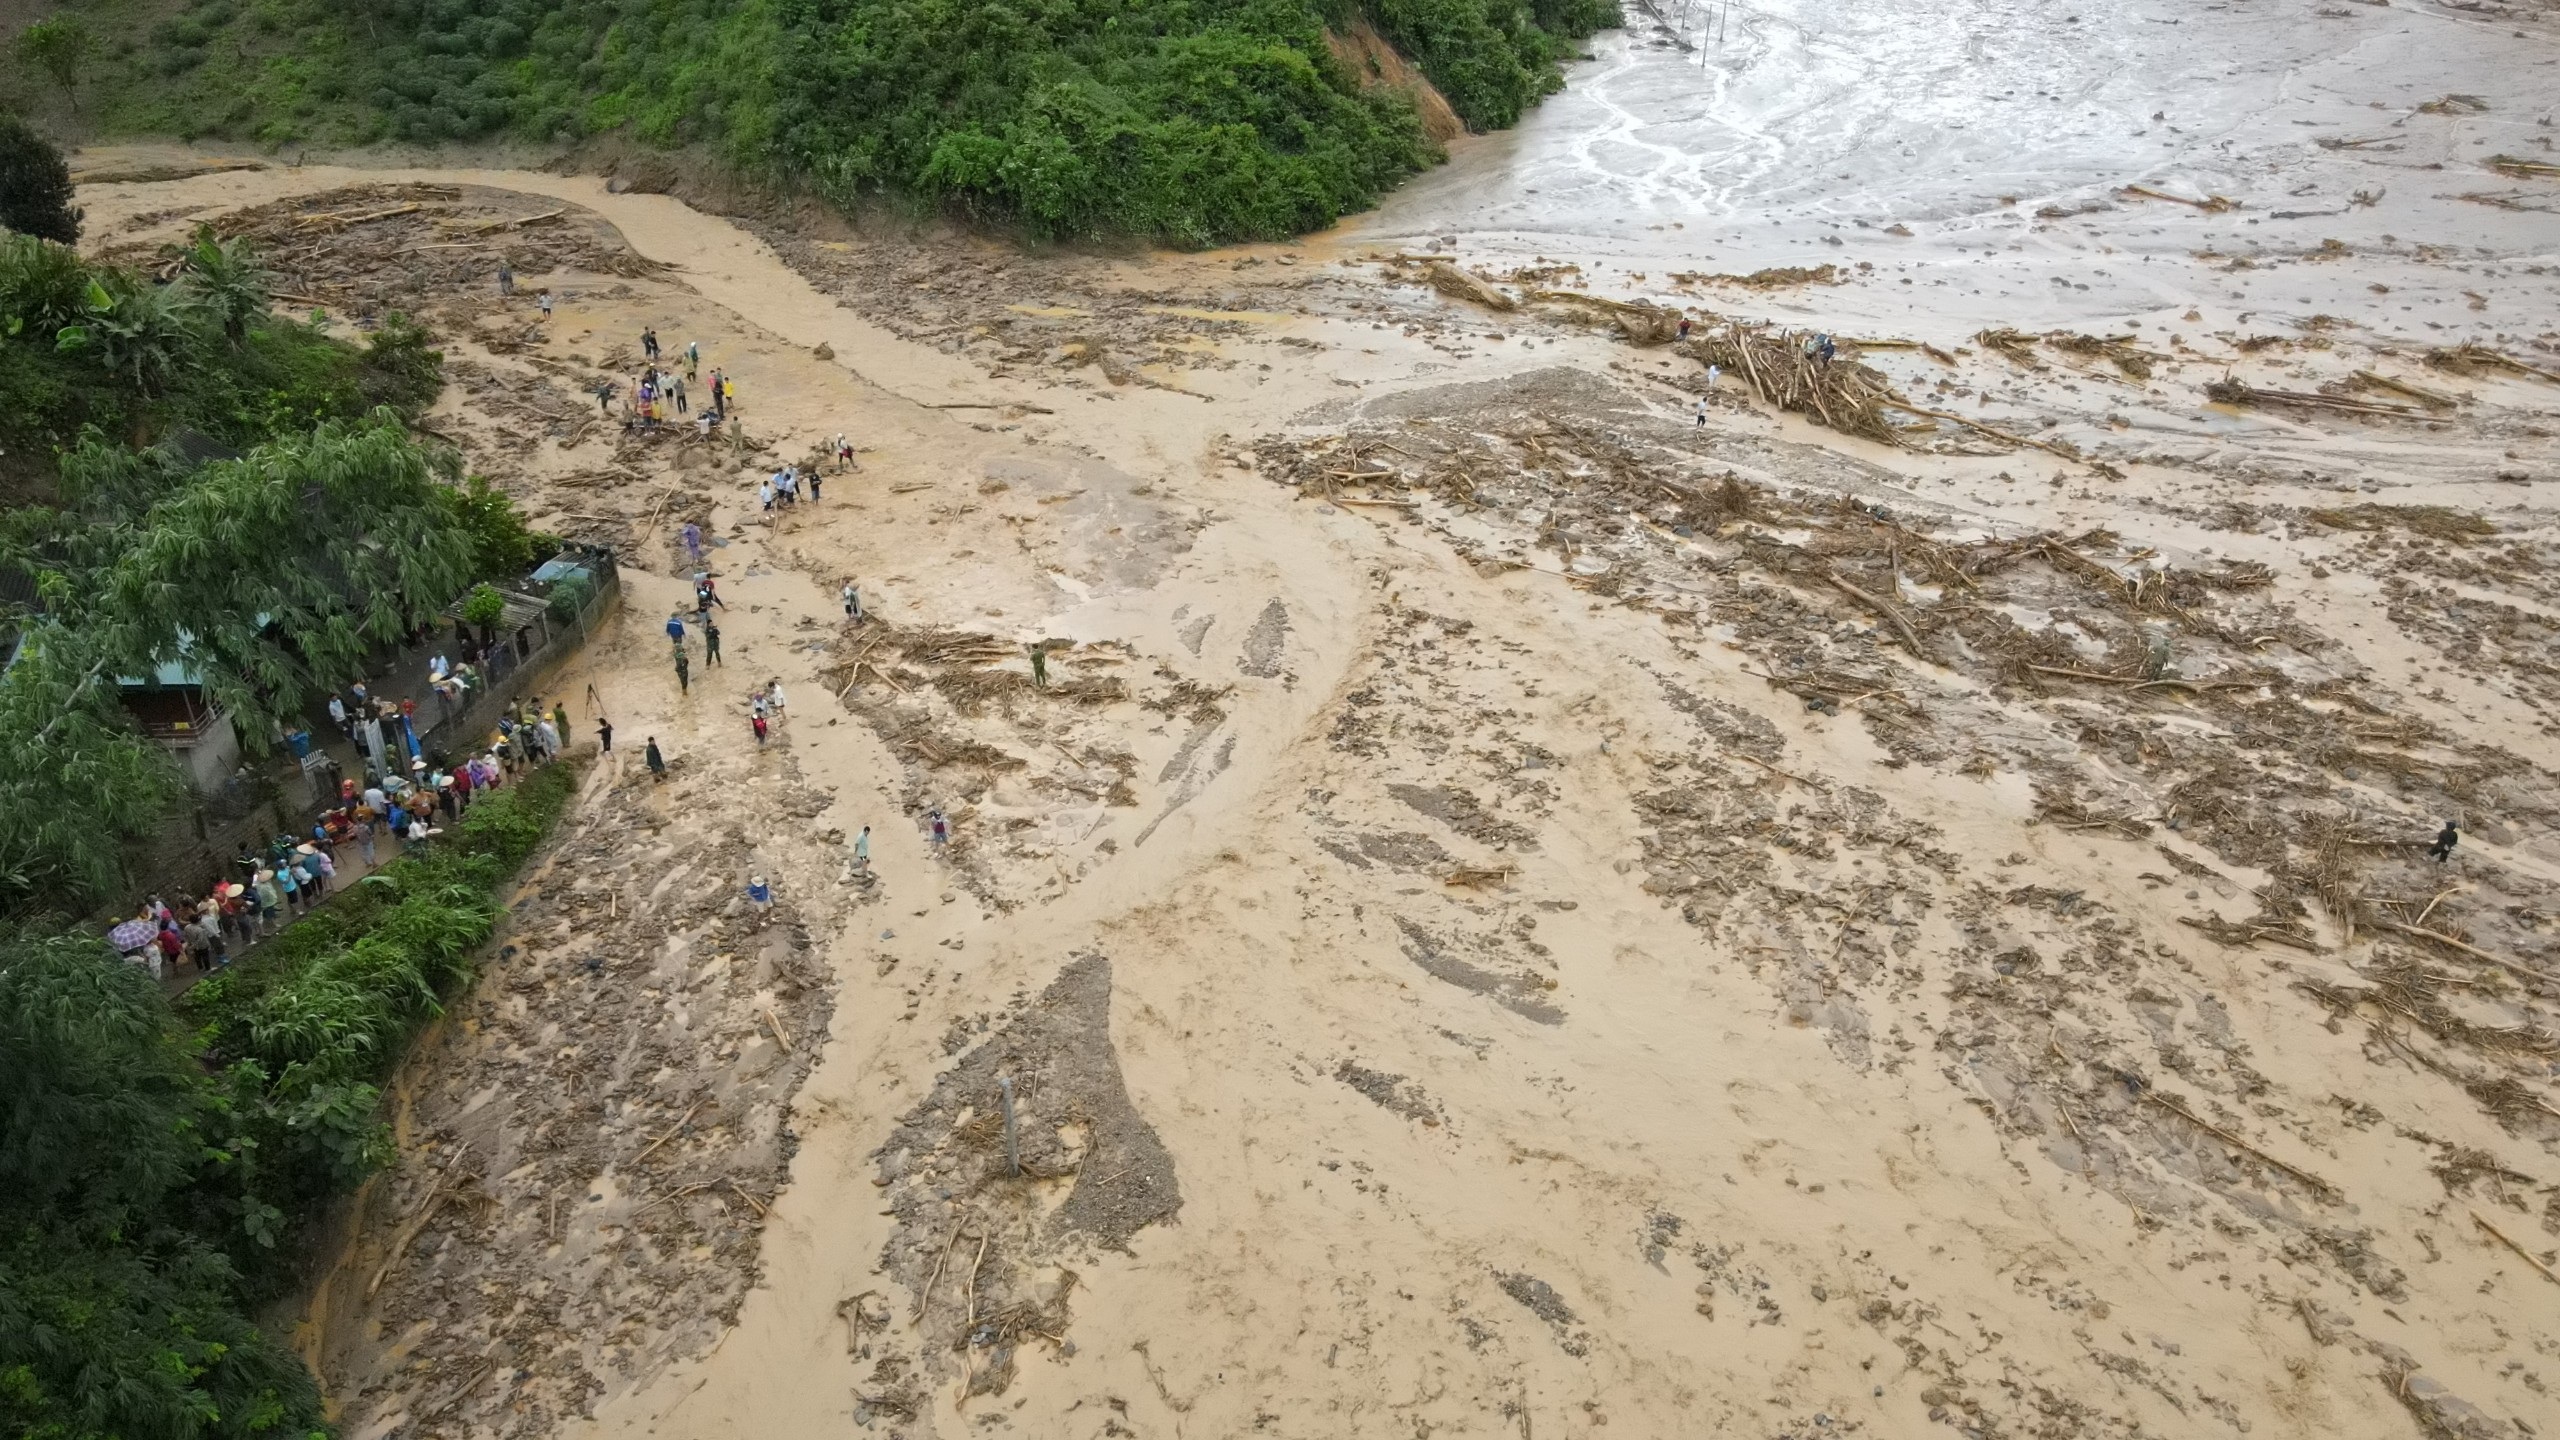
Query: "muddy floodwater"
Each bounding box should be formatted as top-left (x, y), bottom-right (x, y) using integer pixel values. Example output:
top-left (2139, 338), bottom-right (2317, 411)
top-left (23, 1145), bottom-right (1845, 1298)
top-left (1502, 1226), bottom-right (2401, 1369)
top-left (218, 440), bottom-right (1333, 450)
top-left (68, 0), bottom-right (2560, 1436)
top-left (1373, 0), bottom-right (2558, 331)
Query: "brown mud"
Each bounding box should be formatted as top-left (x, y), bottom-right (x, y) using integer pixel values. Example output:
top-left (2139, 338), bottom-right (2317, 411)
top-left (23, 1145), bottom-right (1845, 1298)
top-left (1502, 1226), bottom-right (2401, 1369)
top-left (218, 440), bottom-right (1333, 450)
top-left (66, 91), bottom-right (2560, 1440)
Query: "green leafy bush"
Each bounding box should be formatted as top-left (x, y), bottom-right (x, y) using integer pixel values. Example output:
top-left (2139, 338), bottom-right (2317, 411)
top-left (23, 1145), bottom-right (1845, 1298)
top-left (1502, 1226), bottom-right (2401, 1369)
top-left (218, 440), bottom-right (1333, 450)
top-left (448, 474), bottom-right (551, 582)
top-left (0, 113), bottom-right (82, 245)
top-left (0, 930), bottom-right (327, 1440)
top-left (461, 580), bottom-right (507, 628)
top-left (546, 570), bottom-right (598, 621)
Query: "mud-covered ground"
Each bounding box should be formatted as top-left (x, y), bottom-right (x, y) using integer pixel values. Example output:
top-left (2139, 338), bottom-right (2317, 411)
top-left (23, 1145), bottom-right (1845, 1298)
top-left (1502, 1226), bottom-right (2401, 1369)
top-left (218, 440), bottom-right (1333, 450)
top-left (68, 5), bottom-right (2560, 1431)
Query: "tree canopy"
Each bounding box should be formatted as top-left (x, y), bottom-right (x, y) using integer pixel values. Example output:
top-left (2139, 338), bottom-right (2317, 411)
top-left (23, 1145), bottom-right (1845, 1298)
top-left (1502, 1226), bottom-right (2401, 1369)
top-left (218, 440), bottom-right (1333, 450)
top-left (0, 200), bottom-right (573, 1440)
top-left (0, 113), bottom-right (80, 245)
top-left (45, 0), bottom-right (1619, 244)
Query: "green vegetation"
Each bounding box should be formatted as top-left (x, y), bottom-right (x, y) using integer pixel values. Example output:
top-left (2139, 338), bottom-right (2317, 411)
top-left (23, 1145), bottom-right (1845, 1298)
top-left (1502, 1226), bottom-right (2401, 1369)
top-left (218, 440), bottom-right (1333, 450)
top-left (30, 0), bottom-right (1618, 243)
top-left (0, 112), bottom-right (81, 244)
top-left (0, 929), bottom-right (324, 1440)
top-left (0, 121), bottom-right (583, 1438)
top-left (1, 764), bottom-right (581, 1439)
top-left (12, 15), bottom-right (92, 112)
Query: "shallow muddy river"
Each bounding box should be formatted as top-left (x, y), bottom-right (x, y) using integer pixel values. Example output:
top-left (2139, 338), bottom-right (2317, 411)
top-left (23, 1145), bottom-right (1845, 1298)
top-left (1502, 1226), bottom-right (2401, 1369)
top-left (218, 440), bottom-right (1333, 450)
top-left (1362, 0), bottom-right (2559, 333)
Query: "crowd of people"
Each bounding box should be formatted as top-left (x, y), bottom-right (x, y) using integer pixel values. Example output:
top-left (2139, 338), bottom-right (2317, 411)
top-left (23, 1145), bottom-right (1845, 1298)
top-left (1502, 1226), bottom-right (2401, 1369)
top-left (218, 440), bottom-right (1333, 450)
top-left (111, 693), bottom-right (583, 982)
top-left (600, 327), bottom-right (738, 436)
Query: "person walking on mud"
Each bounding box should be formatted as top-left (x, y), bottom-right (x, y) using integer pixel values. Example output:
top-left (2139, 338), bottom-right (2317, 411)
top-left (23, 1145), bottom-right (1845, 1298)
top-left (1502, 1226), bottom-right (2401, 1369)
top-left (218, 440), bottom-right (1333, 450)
top-left (674, 648), bottom-right (691, 694)
top-left (538, 290), bottom-right (554, 323)
top-left (853, 825), bottom-right (871, 872)
top-left (645, 737), bottom-right (667, 782)
top-left (1694, 394), bottom-right (1709, 427)
top-left (703, 618), bottom-right (722, 666)
top-left (1029, 642), bottom-right (1048, 690)
top-left (596, 715), bottom-right (614, 752)
top-left (681, 521), bottom-right (704, 568)
top-left (671, 374), bottom-right (687, 415)
top-left (842, 580), bottom-right (863, 624)
top-left (498, 259), bottom-right (515, 296)
top-left (928, 808), bottom-right (949, 851)
top-left (751, 710), bottom-right (769, 746)
top-left (2429, 820), bottom-right (2460, 862)
top-left (642, 327), bottom-right (661, 362)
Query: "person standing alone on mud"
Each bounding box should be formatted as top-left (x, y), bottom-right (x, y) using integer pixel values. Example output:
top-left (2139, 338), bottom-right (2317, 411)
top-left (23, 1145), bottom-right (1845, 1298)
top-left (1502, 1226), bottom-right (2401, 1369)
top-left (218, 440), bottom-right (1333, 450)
top-left (674, 648), bottom-right (691, 694)
top-left (703, 618), bottom-right (722, 666)
top-left (596, 715), bottom-right (614, 753)
top-left (538, 290), bottom-right (554, 323)
top-left (842, 580), bottom-right (862, 624)
top-left (1029, 642), bottom-right (1048, 690)
top-left (2429, 820), bottom-right (2460, 862)
top-left (646, 737), bottom-right (667, 782)
top-left (498, 259), bottom-right (514, 296)
top-left (928, 808), bottom-right (949, 851)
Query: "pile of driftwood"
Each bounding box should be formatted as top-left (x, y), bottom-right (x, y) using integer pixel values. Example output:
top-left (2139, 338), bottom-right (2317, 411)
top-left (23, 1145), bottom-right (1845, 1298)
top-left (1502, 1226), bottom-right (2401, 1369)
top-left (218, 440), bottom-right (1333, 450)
top-left (1677, 323), bottom-right (1905, 445)
top-left (1408, 259), bottom-right (1517, 311)
top-left (1667, 264), bottom-right (1839, 289)
top-left (2426, 343), bottom-right (2560, 384)
top-left (2204, 379), bottom-right (2425, 419)
top-left (2484, 154), bottom-right (2560, 179)
top-left (1976, 328), bottom-right (2161, 379)
top-left (1528, 289), bottom-right (1682, 343)
top-left (128, 184), bottom-right (671, 309)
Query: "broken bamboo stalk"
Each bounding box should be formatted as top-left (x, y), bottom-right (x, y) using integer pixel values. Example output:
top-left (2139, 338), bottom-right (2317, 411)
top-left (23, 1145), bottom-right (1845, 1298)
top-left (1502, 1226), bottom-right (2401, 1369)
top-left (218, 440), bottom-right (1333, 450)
top-left (1883, 396), bottom-right (2084, 460)
top-left (2021, 662), bottom-right (2212, 693)
top-left (369, 1142), bottom-right (471, 1296)
top-left (2471, 1210), bottom-right (2560, 1286)
top-left (2349, 369), bottom-right (2458, 410)
top-left (2119, 184), bottom-right (2237, 212)
top-left (2141, 1092), bottom-right (2339, 1197)
top-left (912, 1222), bottom-right (968, 1324)
top-left (762, 1004), bottom-right (794, 1054)
top-left (1824, 570), bottom-right (1931, 662)
top-left (2380, 922), bottom-right (2560, 988)
top-left (632, 1098), bottom-right (709, 1167)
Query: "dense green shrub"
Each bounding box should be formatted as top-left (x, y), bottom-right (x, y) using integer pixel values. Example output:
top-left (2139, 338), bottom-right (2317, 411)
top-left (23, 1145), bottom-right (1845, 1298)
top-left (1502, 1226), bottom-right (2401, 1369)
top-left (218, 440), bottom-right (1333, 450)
top-left (0, 231), bottom-right (444, 465)
top-left (546, 570), bottom-right (598, 621)
top-left (0, 763), bottom-right (580, 1437)
top-left (0, 931), bottom-right (327, 1440)
top-left (450, 473), bottom-right (554, 582)
top-left (0, 113), bottom-right (81, 245)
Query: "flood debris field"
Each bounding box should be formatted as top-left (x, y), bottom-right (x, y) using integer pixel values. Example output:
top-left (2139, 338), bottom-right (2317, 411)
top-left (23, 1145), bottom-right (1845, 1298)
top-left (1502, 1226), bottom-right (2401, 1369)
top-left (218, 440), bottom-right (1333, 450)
top-left (301, 751), bottom-right (847, 1439)
top-left (65, 26), bottom-right (2560, 1430)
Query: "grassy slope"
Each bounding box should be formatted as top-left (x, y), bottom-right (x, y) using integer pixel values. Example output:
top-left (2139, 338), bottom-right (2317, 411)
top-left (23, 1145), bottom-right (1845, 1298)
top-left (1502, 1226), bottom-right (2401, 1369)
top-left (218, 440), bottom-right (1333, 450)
top-left (14, 0), bottom-right (1617, 243)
